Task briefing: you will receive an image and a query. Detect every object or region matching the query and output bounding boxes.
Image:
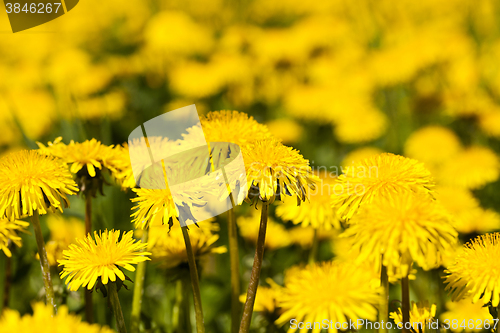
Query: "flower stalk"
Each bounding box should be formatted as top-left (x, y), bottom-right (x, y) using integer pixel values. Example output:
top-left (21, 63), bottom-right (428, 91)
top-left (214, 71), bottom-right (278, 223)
top-left (228, 206), bottom-right (241, 333)
top-left (378, 264), bottom-right (389, 333)
top-left (108, 281), bottom-right (127, 333)
top-left (131, 229), bottom-right (149, 333)
top-left (181, 226), bottom-right (205, 333)
top-left (30, 211), bottom-right (57, 314)
top-left (173, 277), bottom-right (193, 333)
top-left (239, 202), bottom-right (269, 333)
top-left (84, 195), bottom-right (94, 323)
top-left (401, 275), bottom-right (410, 333)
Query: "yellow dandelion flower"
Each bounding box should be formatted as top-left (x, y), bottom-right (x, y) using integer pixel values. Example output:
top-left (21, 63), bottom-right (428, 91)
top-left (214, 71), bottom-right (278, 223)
top-left (342, 193), bottom-right (457, 280)
top-left (405, 126), bottom-right (462, 167)
top-left (0, 218), bottom-right (29, 257)
top-left (441, 299), bottom-right (493, 332)
top-left (58, 230), bottom-right (150, 291)
top-left (276, 261), bottom-right (381, 332)
top-left (0, 302), bottom-right (114, 333)
top-left (390, 301), bottom-right (437, 332)
top-left (341, 147), bottom-right (384, 168)
top-left (43, 215), bottom-right (85, 267)
top-left (237, 210), bottom-right (291, 250)
top-left (200, 110), bottom-right (271, 146)
top-left (332, 153), bottom-right (434, 220)
top-left (444, 233), bottom-right (500, 306)
top-left (130, 187), bottom-right (181, 229)
top-left (438, 146), bottom-right (500, 189)
top-left (276, 171), bottom-right (340, 230)
top-left (478, 110), bottom-right (500, 138)
top-left (265, 118), bottom-right (303, 144)
top-left (243, 138), bottom-right (317, 204)
top-left (0, 150), bottom-right (78, 220)
top-left (333, 107), bottom-right (388, 144)
top-left (148, 221), bottom-right (226, 269)
top-left (37, 138), bottom-right (123, 196)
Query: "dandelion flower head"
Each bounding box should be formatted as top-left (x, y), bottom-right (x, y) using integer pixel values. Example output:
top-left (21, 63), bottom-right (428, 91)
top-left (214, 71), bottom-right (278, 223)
top-left (0, 150), bottom-right (78, 220)
top-left (332, 153), bottom-right (434, 220)
top-left (58, 229), bottom-right (150, 291)
top-left (0, 218), bottom-right (29, 257)
top-left (390, 301), bottom-right (437, 333)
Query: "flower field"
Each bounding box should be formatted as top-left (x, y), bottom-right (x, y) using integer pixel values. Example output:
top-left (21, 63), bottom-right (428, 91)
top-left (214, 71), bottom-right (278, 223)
top-left (1, 0), bottom-right (500, 332)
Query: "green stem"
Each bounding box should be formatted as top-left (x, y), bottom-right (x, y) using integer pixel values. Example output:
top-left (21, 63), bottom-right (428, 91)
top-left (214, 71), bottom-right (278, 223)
top-left (378, 265), bottom-right (389, 333)
top-left (401, 275), bottom-right (410, 333)
top-left (108, 281), bottom-right (127, 333)
top-left (173, 277), bottom-right (193, 333)
top-left (308, 228), bottom-right (318, 264)
top-left (228, 207), bottom-right (241, 333)
top-left (2, 243), bottom-right (12, 311)
top-left (85, 195), bottom-right (94, 323)
top-left (239, 203), bottom-right (269, 333)
top-left (131, 229), bottom-right (149, 333)
top-left (30, 211), bottom-right (57, 313)
top-left (181, 227), bottom-right (205, 333)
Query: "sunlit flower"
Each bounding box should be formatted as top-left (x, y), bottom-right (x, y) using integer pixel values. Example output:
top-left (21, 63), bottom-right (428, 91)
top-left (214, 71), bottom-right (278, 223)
top-left (441, 298), bottom-right (493, 332)
top-left (0, 218), bottom-right (29, 257)
top-left (148, 220), bottom-right (225, 269)
top-left (237, 210), bottom-right (291, 250)
top-left (37, 138), bottom-right (123, 196)
top-left (0, 302), bottom-right (114, 333)
top-left (390, 301), bottom-right (437, 332)
top-left (438, 146), bottom-right (500, 189)
top-left (332, 153), bottom-right (434, 220)
top-left (276, 171), bottom-right (340, 230)
top-left (200, 110), bottom-right (271, 146)
top-left (243, 138), bottom-right (317, 204)
top-left (42, 215), bottom-right (85, 267)
top-left (342, 193), bottom-right (457, 280)
top-left (444, 233), bottom-right (500, 306)
top-left (276, 261), bottom-right (381, 332)
top-left (0, 150), bottom-right (78, 220)
top-left (59, 230), bottom-right (150, 291)
top-left (334, 107), bottom-right (388, 143)
top-left (405, 126), bottom-right (462, 167)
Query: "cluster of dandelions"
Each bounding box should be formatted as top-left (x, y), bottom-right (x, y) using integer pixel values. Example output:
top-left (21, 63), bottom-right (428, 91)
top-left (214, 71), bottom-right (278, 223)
top-left (2, 109), bottom-right (500, 333)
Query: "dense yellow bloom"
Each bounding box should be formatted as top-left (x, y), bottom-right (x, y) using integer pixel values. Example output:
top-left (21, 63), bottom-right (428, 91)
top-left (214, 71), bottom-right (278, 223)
top-left (276, 261), bottom-right (381, 333)
top-left (200, 110), bottom-right (271, 146)
top-left (438, 146), bottom-right (500, 189)
top-left (243, 138), bottom-right (317, 204)
top-left (237, 210), bottom-right (291, 250)
top-left (334, 107), bottom-right (388, 144)
top-left (59, 230), bottom-right (150, 291)
top-left (43, 215), bottom-right (85, 266)
top-left (148, 220), bottom-right (225, 269)
top-left (0, 302), bottom-right (114, 333)
top-left (390, 301), bottom-right (437, 332)
top-left (130, 187), bottom-right (180, 229)
top-left (332, 153), bottom-right (434, 220)
top-left (0, 150), bottom-right (78, 220)
top-left (478, 110), bottom-right (500, 138)
top-left (436, 186), bottom-right (500, 234)
top-left (0, 218), bottom-right (29, 257)
top-left (276, 171), bottom-right (340, 230)
top-left (37, 138), bottom-right (123, 179)
top-left (445, 233), bottom-right (500, 306)
top-left (343, 193), bottom-right (457, 280)
top-left (341, 147), bottom-right (384, 168)
top-left (441, 299), bottom-right (493, 332)
top-left (405, 126), bottom-right (462, 167)
top-left (265, 118), bottom-right (303, 144)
